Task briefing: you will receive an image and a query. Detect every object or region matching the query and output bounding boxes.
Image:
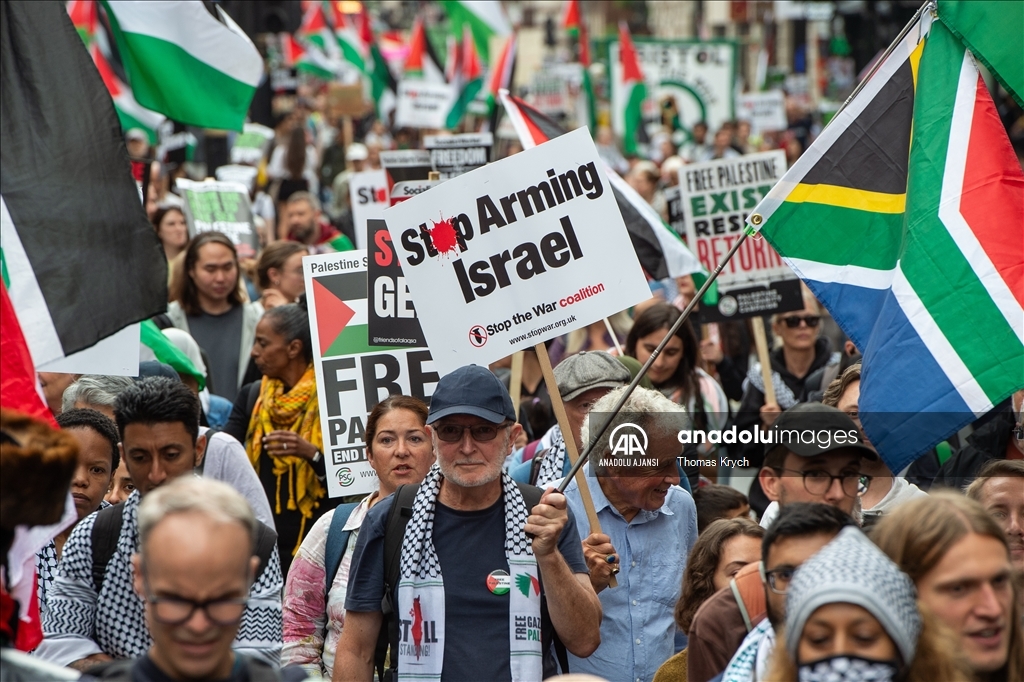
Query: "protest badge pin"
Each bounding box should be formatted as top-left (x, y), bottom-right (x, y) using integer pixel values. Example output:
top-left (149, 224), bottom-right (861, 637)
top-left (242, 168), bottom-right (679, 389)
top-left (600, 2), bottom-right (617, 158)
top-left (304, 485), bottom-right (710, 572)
top-left (486, 570), bottom-right (511, 595)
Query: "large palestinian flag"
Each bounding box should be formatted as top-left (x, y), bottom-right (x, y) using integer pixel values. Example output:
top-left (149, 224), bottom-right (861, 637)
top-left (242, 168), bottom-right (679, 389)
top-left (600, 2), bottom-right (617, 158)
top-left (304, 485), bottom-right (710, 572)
top-left (1, 2), bottom-right (166, 415)
top-left (500, 91), bottom-right (709, 288)
top-left (90, 45), bottom-right (165, 145)
top-left (100, 1), bottom-right (263, 131)
top-left (749, 16), bottom-right (1023, 471)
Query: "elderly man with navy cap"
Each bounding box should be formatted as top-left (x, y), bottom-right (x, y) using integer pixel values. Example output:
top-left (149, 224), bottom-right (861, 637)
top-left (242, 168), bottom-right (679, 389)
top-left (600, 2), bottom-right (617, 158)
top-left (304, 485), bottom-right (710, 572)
top-left (336, 365), bottom-right (601, 682)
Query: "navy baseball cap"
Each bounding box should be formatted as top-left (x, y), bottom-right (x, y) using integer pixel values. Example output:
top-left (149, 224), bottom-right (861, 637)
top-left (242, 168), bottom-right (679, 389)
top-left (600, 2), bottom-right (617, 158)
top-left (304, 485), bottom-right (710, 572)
top-left (427, 365), bottom-right (516, 425)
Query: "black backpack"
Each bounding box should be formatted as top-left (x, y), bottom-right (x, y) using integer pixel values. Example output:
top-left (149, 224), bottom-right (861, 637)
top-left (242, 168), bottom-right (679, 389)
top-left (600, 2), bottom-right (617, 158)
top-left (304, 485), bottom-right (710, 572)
top-left (378, 481), bottom-right (569, 679)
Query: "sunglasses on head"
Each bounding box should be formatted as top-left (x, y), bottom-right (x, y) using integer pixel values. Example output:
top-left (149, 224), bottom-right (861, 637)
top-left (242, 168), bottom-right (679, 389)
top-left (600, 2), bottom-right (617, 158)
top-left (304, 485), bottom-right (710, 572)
top-left (780, 314), bottom-right (821, 328)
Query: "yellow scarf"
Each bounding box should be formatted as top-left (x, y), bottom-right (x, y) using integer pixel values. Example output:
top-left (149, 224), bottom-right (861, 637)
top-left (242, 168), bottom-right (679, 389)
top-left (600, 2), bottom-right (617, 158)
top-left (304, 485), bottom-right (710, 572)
top-left (244, 365), bottom-right (324, 555)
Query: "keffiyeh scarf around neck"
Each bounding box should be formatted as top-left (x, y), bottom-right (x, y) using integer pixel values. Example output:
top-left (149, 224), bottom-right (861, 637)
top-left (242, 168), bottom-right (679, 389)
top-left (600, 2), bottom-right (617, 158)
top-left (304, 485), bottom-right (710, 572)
top-left (535, 427), bottom-right (568, 488)
top-left (244, 365), bottom-right (324, 554)
top-left (397, 463), bottom-right (542, 682)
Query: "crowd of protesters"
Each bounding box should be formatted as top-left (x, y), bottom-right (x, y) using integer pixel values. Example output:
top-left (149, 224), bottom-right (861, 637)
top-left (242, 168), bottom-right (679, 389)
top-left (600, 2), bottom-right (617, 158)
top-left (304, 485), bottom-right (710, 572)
top-left (3, 66), bottom-right (1024, 682)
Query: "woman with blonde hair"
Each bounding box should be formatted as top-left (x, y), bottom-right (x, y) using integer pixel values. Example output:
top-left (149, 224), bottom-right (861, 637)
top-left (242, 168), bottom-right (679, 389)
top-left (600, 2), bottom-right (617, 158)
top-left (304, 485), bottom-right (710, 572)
top-left (763, 525), bottom-right (972, 682)
top-left (872, 492), bottom-right (1023, 682)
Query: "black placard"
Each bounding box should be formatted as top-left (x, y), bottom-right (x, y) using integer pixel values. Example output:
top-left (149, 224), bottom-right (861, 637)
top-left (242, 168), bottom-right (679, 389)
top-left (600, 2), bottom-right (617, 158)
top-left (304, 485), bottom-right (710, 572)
top-left (699, 278), bottom-right (804, 323)
top-left (367, 219), bottom-right (427, 347)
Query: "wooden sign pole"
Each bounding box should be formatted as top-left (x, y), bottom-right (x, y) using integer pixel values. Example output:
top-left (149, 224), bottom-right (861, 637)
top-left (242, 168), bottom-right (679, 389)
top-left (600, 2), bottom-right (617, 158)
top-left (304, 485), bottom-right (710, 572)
top-left (534, 341), bottom-right (617, 588)
top-left (750, 317), bottom-right (777, 406)
top-left (509, 351), bottom-right (524, 421)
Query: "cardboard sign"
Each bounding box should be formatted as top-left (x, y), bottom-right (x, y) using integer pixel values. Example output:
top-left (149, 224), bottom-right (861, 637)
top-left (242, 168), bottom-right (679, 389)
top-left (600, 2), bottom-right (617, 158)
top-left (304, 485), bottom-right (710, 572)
top-left (367, 219), bottom-right (427, 347)
top-left (327, 82), bottom-right (368, 118)
top-left (230, 123), bottom-right (274, 165)
top-left (394, 80), bottom-right (456, 129)
top-left (665, 186), bottom-right (686, 237)
top-left (304, 250), bottom-right (439, 497)
top-left (381, 150), bottom-right (434, 206)
top-left (424, 133), bottom-right (493, 179)
top-left (384, 128), bottom-right (650, 374)
top-left (737, 91), bottom-right (788, 135)
top-left (177, 179), bottom-right (259, 259)
top-left (349, 169), bottom-right (389, 250)
top-left (609, 39), bottom-right (736, 136)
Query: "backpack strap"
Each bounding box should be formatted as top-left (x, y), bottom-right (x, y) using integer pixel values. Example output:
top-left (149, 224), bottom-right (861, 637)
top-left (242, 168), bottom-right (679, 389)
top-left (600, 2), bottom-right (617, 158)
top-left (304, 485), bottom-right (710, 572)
top-left (195, 427), bottom-right (219, 476)
top-left (383, 484), bottom-right (419, 679)
top-left (91, 502), bottom-right (126, 594)
top-left (528, 448), bottom-right (550, 486)
top-left (253, 520), bottom-right (279, 583)
top-left (522, 439), bottom-right (541, 462)
top-left (730, 562), bottom-right (767, 633)
top-left (325, 502), bottom-right (361, 590)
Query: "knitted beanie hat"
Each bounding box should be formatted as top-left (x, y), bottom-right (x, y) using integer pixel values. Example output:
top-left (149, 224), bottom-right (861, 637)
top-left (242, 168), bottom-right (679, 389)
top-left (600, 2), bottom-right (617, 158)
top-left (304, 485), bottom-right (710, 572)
top-left (785, 526), bottom-right (921, 664)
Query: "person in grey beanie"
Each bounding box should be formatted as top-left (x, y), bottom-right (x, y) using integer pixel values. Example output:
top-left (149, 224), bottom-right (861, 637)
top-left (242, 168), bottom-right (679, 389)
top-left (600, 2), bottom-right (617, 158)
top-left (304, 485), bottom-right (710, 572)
top-left (763, 526), bottom-right (972, 682)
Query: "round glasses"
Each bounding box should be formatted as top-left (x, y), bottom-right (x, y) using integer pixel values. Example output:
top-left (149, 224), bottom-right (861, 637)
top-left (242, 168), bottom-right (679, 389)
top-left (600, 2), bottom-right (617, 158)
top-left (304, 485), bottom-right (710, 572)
top-left (773, 468), bottom-right (871, 498)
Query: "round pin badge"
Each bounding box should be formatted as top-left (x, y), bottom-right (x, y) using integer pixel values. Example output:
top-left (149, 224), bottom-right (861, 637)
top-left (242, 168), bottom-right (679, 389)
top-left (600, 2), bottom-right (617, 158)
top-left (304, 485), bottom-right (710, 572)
top-left (486, 569), bottom-right (510, 595)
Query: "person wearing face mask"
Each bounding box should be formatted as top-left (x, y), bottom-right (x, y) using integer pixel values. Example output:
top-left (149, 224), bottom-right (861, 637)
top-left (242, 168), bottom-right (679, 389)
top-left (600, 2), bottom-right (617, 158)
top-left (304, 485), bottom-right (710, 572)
top-left (763, 526), bottom-right (971, 682)
top-left (282, 396), bottom-right (436, 678)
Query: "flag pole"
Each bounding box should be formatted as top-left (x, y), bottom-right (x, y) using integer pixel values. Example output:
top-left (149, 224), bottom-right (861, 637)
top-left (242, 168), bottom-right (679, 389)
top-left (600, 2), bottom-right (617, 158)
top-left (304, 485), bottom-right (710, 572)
top-left (556, 227), bottom-right (754, 493)
top-left (829, 1), bottom-right (934, 126)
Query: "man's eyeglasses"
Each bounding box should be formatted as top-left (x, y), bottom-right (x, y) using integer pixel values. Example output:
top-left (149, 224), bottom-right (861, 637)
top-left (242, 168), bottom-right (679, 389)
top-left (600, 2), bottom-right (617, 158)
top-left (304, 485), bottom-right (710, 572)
top-left (434, 422), bottom-right (509, 443)
top-left (780, 315), bottom-right (821, 328)
top-left (144, 585), bottom-right (249, 626)
top-left (760, 563), bottom-right (796, 595)
top-left (772, 468), bottom-right (871, 498)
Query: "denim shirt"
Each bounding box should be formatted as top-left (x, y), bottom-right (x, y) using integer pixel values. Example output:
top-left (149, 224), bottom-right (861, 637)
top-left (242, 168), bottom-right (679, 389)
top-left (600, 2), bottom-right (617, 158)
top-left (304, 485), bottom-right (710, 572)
top-left (563, 467), bottom-right (698, 682)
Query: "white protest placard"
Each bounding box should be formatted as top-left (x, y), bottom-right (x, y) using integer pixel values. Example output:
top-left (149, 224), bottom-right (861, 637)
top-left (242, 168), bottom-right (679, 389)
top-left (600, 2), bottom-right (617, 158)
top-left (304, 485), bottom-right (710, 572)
top-left (304, 250), bottom-right (439, 497)
top-left (680, 150), bottom-right (804, 320)
top-left (349, 169), bottom-right (388, 250)
top-left (394, 81), bottom-right (456, 129)
top-left (610, 39), bottom-right (736, 136)
top-left (737, 91), bottom-right (788, 134)
top-left (176, 179), bottom-right (259, 259)
top-left (384, 128), bottom-right (651, 374)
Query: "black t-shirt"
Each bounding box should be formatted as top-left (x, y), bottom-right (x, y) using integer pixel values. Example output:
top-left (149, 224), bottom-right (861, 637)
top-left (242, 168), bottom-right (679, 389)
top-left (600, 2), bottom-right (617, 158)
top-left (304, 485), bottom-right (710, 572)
top-left (90, 654), bottom-right (308, 681)
top-left (345, 492), bottom-right (589, 681)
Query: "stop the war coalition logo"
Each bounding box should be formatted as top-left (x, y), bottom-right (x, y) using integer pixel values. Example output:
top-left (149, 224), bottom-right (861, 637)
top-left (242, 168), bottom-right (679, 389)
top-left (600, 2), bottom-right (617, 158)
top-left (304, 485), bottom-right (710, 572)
top-left (384, 128), bottom-right (651, 373)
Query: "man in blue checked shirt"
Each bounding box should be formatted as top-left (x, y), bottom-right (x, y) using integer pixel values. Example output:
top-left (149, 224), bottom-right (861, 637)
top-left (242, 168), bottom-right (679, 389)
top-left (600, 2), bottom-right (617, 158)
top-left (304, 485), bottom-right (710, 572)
top-left (563, 386), bottom-right (698, 682)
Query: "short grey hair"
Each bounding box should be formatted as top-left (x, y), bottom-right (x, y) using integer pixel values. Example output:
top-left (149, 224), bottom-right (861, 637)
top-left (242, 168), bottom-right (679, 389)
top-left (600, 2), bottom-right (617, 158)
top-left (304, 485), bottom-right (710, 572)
top-left (138, 477), bottom-right (257, 555)
top-left (286, 190), bottom-right (321, 213)
top-left (62, 375), bottom-right (135, 414)
top-left (581, 385), bottom-right (689, 459)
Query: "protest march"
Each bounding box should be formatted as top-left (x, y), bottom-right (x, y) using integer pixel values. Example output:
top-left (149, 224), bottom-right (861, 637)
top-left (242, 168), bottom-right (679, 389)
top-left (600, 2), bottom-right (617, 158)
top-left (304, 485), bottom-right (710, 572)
top-left (2, 1), bottom-right (1024, 682)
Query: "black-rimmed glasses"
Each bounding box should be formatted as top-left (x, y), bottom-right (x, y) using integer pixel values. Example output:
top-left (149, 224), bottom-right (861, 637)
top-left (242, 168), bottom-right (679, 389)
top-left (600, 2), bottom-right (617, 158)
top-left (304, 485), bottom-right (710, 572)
top-left (144, 590), bottom-right (248, 626)
top-left (772, 468), bottom-right (871, 497)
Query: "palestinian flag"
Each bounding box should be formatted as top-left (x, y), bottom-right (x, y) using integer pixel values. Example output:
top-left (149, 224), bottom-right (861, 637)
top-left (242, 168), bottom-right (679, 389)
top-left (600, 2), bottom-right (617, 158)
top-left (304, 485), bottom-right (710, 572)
top-left (749, 17), bottom-right (1024, 471)
top-left (297, 1), bottom-right (340, 63)
top-left (938, 0), bottom-right (1023, 106)
top-left (613, 22), bottom-right (647, 155)
top-left (139, 321), bottom-right (205, 390)
top-left (500, 91), bottom-right (710, 287)
top-left (471, 33), bottom-right (516, 120)
top-left (282, 31), bottom-right (336, 80)
top-left (561, 0), bottom-right (596, 132)
top-left (67, 0), bottom-right (97, 45)
top-left (439, 0), bottom-right (511, 65)
top-left (403, 17), bottom-right (446, 83)
top-left (360, 7), bottom-right (397, 120)
top-left (329, 2), bottom-right (367, 75)
top-left (90, 44), bottom-right (165, 145)
top-left (311, 271), bottom-right (401, 356)
top-left (1, 2), bottom-right (166, 411)
top-left (445, 26), bottom-right (485, 129)
top-left (100, 1), bottom-right (263, 131)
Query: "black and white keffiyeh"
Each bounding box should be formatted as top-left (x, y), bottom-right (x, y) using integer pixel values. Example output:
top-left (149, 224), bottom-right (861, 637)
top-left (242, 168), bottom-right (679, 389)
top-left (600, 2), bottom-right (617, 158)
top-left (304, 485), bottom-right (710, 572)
top-left (397, 463), bottom-right (542, 682)
top-left (535, 428), bottom-right (568, 489)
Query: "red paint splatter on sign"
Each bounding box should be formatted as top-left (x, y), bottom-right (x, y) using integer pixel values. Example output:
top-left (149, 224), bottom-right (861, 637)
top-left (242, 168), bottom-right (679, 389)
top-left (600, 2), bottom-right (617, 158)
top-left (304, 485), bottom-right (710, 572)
top-left (429, 218), bottom-right (458, 256)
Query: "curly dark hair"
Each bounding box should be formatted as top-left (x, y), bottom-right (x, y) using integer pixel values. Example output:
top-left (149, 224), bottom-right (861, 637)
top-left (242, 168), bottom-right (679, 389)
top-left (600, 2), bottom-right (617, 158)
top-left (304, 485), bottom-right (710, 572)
top-left (675, 517), bottom-right (764, 633)
top-left (56, 408), bottom-right (120, 472)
